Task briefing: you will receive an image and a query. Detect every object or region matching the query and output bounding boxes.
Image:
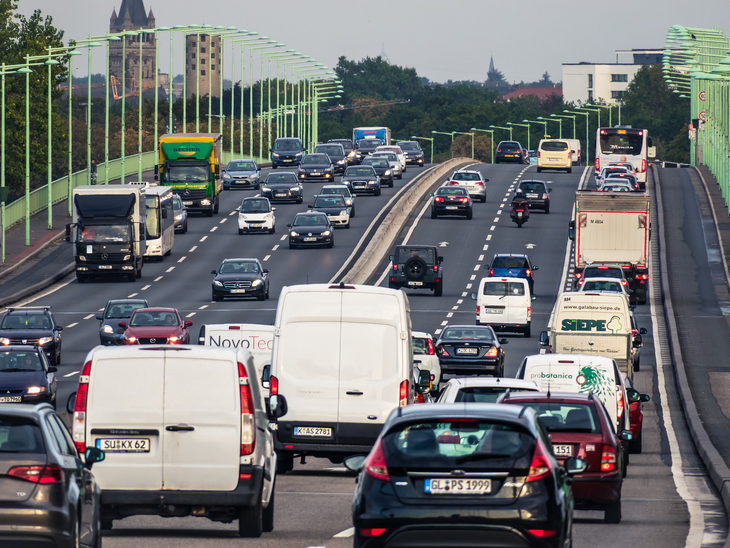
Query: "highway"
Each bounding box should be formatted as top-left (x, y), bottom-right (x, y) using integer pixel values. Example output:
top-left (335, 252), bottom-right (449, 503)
top-left (9, 162), bottom-right (727, 547)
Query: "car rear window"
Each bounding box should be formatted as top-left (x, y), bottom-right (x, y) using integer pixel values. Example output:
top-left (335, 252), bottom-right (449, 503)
top-left (491, 257), bottom-right (529, 270)
top-left (0, 417), bottom-right (45, 453)
top-left (452, 172), bottom-right (481, 181)
top-left (440, 327), bottom-right (494, 341)
top-left (586, 267), bottom-right (623, 279)
top-left (517, 402), bottom-right (602, 433)
top-left (412, 338), bottom-right (429, 354)
top-left (436, 187), bottom-right (467, 196)
top-left (396, 247), bottom-right (435, 263)
top-left (482, 281), bottom-right (525, 296)
top-left (540, 141), bottom-right (569, 152)
top-left (106, 303), bottom-right (147, 319)
top-left (455, 387), bottom-right (535, 404)
top-left (519, 182), bottom-right (545, 193)
top-left (500, 143), bottom-right (520, 150)
top-left (582, 281), bottom-right (622, 292)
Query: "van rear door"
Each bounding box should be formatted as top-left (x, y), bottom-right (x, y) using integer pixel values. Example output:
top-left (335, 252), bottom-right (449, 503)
top-left (87, 352), bottom-right (165, 490)
top-left (162, 349), bottom-right (240, 491)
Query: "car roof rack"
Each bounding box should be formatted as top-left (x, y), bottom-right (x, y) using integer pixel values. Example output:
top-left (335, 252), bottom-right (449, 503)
top-left (6, 306), bottom-right (52, 311)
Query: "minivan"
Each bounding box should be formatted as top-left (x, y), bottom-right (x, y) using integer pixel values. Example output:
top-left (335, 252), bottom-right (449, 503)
top-left (267, 283), bottom-right (427, 473)
top-left (472, 277), bottom-right (532, 337)
top-left (71, 346), bottom-right (276, 537)
top-left (270, 137), bottom-right (304, 168)
top-left (537, 139), bottom-right (572, 173)
top-left (567, 139), bottom-right (582, 166)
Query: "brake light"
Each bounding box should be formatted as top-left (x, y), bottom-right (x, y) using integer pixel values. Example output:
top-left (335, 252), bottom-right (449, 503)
top-left (238, 362), bottom-right (256, 456)
top-left (526, 440), bottom-right (552, 482)
top-left (393, 264), bottom-right (398, 271)
top-left (577, 279), bottom-right (585, 286)
top-left (621, 279), bottom-right (628, 286)
top-left (543, 193), bottom-right (548, 199)
top-left (449, 181), bottom-right (459, 185)
top-left (399, 379), bottom-right (408, 407)
top-left (641, 159), bottom-right (646, 173)
top-left (434, 196), bottom-right (444, 202)
top-left (458, 197), bottom-right (469, 203)
top-left (8, 466), bottom-right (64, 484)
top-left (415, 393), bottom-right (425, 404)
top-left (485, 346), bottom-right (499, 357)
top-left (526, 269), bottom-right (531, 276)
top-left (537, 150), bottom-right (541, 158)
top-left (617, 388), bottom-right (624, 419)
top-left (497, 148), bottom-right (502, 152)
top-left (601, 445), bottom-right (617, 471)
top-left (475, 181), bottom-right (484, 186)
top-left (476, 305), bottom-right (481, 318)
top-left (361, 528), bottom-right (388, 537)
top-left (228, 325), bottom-right (241, 330)
top-left (489, 268), bottom-right (494, 276)
top-left (270, 375), bottom-right (278, 396)
top-left (595, 158), bottom-right (600, 171)
top-left (527, 306), bottom-right (531, 319)
top-left (575, 272), bottom-right (582, 279)
top-left (529, 529), bottom-right (557, 538)
top-left (73, 360), bottom-right (92, 453)
top-left (364, 438), bottom-right (390, 481)
top-left (433, 264), bottom-right (439, 271)
top-left (632, 328), bottom-right (638, 337)
top-left (427, 338), bottom-right (435, 355)
top-left (636, 274), bottom-right (649, 280)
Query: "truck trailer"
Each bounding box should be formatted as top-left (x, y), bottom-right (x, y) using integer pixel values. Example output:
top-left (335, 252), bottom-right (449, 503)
top-left (352, 127), bottom-right (391, 146)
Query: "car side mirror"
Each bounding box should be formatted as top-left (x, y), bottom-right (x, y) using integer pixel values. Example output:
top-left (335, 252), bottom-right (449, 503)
top-left (95, 314), bottom-right (103, 321)
top-left (343, 454), bottom-right (367, 473)
top-left (118, 321), bottom-right (127, 329)
top-left (484, 178), bottom-right (489, 182)
top-left (184, 320), bottom-right (194, 328)
top-left (639, 327), bottom-right (647, 335)
top-left (471, 292), bottom-right (477, 300)
top-left (287, 224), bottom-right (292, 228)
top-left (532, 266), bottom-right (538, 271)
top-left (388, 255), bottom-right (394, 262)
top-left (47, 366), bottom-right (58, 373)
top-left (211, 270), bottom-right (217, 275)
top-left (268, 394), bottom-right (288, 420)
top-left (84, 447), bottom-right (105, 469)
top-left (54, 326), bottom-right (63, 332)
top-left (568, 220), bottom-right (576, 241)
top-left (263, 269), bottom-right (269, 274)
top-left (416, 370), bottom-right (431, 394)
top-left (548, 188), bottom-right (552, 192)
top-left (272, 207), bottom-right (276, 211)
top-left (640, 393), bottom-right (651, 402)
top-left (66, 392), bottom-right (77, 414)
top-left (307, 205), bottom-right (313, 209)
top-left (626, 388), bottom-right (640, 403)
top-left (620, 430), bottom-right (633, 441)
top-left (539, 331), bottom-right (549, 346)
top-left (564, 457), bottom-right (588, 475)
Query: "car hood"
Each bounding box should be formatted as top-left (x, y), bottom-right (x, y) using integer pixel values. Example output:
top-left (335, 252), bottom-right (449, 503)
top-left (265, 182), bottom-right (299, 189)
top-left (292, 225), bottom-right (330, 234)
top-left (226, 170), bottom-right (258, 177)
top-left (0, 370), bottom-right (48, 389)
top-left (214, 274), bottom-right (263, 283)
top-left (343, 176), bottom-right (377, 182)
top-left (125, 326), bottom-right (185, 337)
top-left (239, 212), bottom-right (272, 219)
top-left (313, 206), bottom-right (348, 215)
top-left (0, 329), bottom-right (52, 339)
top-left (299, 163), bottom-right (331, 170)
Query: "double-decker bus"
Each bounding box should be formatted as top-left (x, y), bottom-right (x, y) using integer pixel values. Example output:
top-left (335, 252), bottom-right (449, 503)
top-left (595, 127), bottom-right (654, 184)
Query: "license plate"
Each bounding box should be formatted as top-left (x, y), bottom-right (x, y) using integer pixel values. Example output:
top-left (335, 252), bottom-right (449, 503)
top-left (99, 265), bottom-right (112, 270)
top-left (549, 158), bottom-right (559, 162)
top-left (96, 438), bottom-right (150, 453)
top-left (294, 426), bottom-right (332, 437)
top-left (446, 206), bottom-right (458, 210)
top-left (283, 159), bottom-right (292, 162)
top-left (456, 347), bottom-right (479, 354)
top-left (304, 237), bottom-right (317, 242)
top-left (527, 194), bottom-right (539, 198)
top-left (517, 212), bottom-right (523, 218)
top-left (0, 396), bottom-right (21, 403)
top-left (311, 172), bottom-right (320, 176)
top-left (505, 154), bottom-right (514, 158)
top-left (408, 281), bottom-right (423, 286)
top-left (355, 184), bottom-right (365, 188)
top-left (182, 201), bottom-right (193, 206)
top-left (275, 192), bottom-right (287, 197)
top-left (553, 444), bottom-right (573, 457)
top-left (425, 478), bottom-right (491, 495)
top-left (231, 289), bottom-right (247, 294)
top-left (486, 308), bottom-right (504, 314)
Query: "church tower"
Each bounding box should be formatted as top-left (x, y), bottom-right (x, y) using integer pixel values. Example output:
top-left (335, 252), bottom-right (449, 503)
top-left (108, 0), bottom-right (157, 99)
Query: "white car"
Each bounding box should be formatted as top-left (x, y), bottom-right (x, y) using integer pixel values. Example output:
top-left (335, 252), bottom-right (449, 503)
top-left (597, 165), bottom-right (630, 187)
top-left (371, 151), bottom-right (403, 179)
top-left (599, 181), bottom-right (634, 192)
top-left (437, 377), bottom-right (539, 403)
top-left (237, 196), bottom-right (275, 234)
top-left (375, 145), bottom-right (407, 171)
top-left (412, 331), bottom-right (441, 391)
top-left (319, 184), bottom-right (356, 217)
top-left (443, 170), bottom-right (488, 203)
top-left (577, 276), bottom-right (631, 298)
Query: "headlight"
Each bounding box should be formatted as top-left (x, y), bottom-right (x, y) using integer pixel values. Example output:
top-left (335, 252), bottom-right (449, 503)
top-left (295, 152), bottom-right (303, 157)
top-left (290, 186), bottom-right (301, 192)
top-left (345, 199), bottom-right (352, 206)
top-left (299, 173), bottom-right (306, 178)
top-left (78, 255), bottom-right (86, 262)
top-left (0, 338), bottom-right (10, 345)
top-left (338, 159), bottom-right (346, 164)
top-left (168, 336), bottom-right (181, 343)
top-left (262, 187), bottom-right (271, 193)
top-left (201, 199), bottom-right (211, 206)
top-left (102, 325), bottom-right (114, 334)
top-left (223, 174), bottom-right (232, 180)
top-left (26, 386), bottom-right (46, 395)
top-left (272, 153), bottom-right (280, 157)
top-left (37, 337), bottom-right (53, 346)
top-left (340, 210), bottom-right (348, 216)
top-left (325, 168), bottom-right (333, 172)
top-left (175, 214), bottom-right (183, 221)
top-left (290, 231), bottom-right (299, 236)
top-left (123, 254), bottom-right (131, 261)
top-left (385, 170), bottom-right (391, 176)
top-left (322, 230), bottom-right (331, 236)
top-left (213, 280), bottom-right (223, 287)
top-left (251, 173), bottom-right (259, 180)
top-left (370, 180), bottom-right (377, 185)
top-left (252, 279), bottom-right (263, 287)
top-left (126, 336), bottom-right (137, 343)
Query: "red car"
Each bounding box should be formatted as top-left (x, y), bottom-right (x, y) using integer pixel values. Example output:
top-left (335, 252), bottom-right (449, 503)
top-left (498, 391), bottom-right (630, 524)
top-left (622, 373), bottom-right (650, 454)
top-left (119, 307), bottom-right (192, 345)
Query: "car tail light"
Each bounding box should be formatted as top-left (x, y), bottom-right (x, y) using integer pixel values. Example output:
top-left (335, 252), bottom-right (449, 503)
top-left (436, 345), bottom-right (447, 357)
top-left (526, 440), bottom-right (552, 482)
top-left (632, 328), bottom-right (638, 337)
top-left (399, 380), bottom-right (408, 407)
top-left (238, 362), bottom-right (256, 455)
top-left (595, 158), bottom-right (600, 171)
top-left (8, 465), bottom-right (64, 484)
top-left (361, 528), bottom-right (388, 537)
top-left (458, 197), bottom-right (469, 203)
top-left (393, 264), bottom-right (398, 271)
top-left (641, 159), bottom-right (646, 173)
top-left (415, 393), bottom-right (425, 404)
top-left (449, 181), bottom-right (459, 185)
top-left (575, 272), bottom-right (582, 279)
top-left (364, 438), bottom-right (390, 481)
top-left (528, 529), bottom-right (557, 538)
top-left (601, 445), bottom-right (617, 471)
top-left (73, 360), bottom-right (92, 453)
top-left (543, 193), bottom-right (548, 199)
top-left (270, 375), bottom-right (278, 396)
top-left (621, 279), bottom-right (628, 286)
top-left (527, 306), bottom-right (531, 319)
top-left (617, 388), bottom-right (625, 420)
top-left (489, 268), bottom-right (494, 276)
top-left (537, 150), bottom-right (541, 158)
top-left (476, 305), bottom-right (481, 318)
top-left (427, 338), bottom-right (435, 355)
top-left (526, 269), bottom-right (531, 276)
top-left (475, 181), bottom-right (484, 186)
top-left (636, 273), bottom-right (649, 280)
top-left (577, 279), bottom-right (585, 286)
top-left (497, 148), bottom-right (502, 153)
top-left (434, 196), bottom-right (444, 202)
top-left (485, 346), bottom-right (499, 357)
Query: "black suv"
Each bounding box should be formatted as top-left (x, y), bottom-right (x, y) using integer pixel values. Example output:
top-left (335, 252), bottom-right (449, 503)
top-left (0, 307), bottom-right (63, 365)
top-left (518, 179), bottom-right (552, 213)
top-left (0, 346), bottom-right (57, 407)
top-left (0, 403), bottom-right (105, 546)
top-left (495, 141), bottom-right (526, 164)
top-left (388, 245), bottom-right (444, 296)
top-left (396, 140), bottom-right (425, 166)
top-left (270, 137), bottom-right (304, 168)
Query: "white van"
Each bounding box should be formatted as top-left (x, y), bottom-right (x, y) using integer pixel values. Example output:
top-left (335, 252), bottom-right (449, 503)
top-left (71, 345), bottom-right (276, 537)
top-left (568, 139), bottom-right (582, 166)
top-left (268, 283), bottom-right (416, 472)
top-left (472, 277), bottom-right (532, 337)
top-left (515, 353), bottom-right (629, 434)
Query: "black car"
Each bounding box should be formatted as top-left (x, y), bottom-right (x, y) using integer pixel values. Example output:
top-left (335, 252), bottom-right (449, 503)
top-left (0, 403), bottom-right (105, 547)
top-left (0, 307), bottom-right (63, 365)
top-left (328, 138), bottom-right (360, 165)
top-left (395, 140), bottom-right (425, 166)
top-left (518, 180), bottom-right (552, 213)
top-left (288, 212), bottom-right (334, 249)
top-left (314, 143), bottom-right (348, 173)
top-left (270, 137), bottom-right (304, 168)
top-left (342, 165), bottom-right (381, 196)
top-left (261, 172), bottom-right (304, 203)
top-left (309, 194), bottom-right (351, 228)
top-left (495, 141), bottom-right (526, 164)
top-left (431, 186), bottom-right (473, 219)
top-left (344, 403), bottom-right (584, 548)
top-left (211, 258), bottom-right (269, 301)
top-left (357, 138), bottom-right (383, 157)
top-left (388, 245), bottom-right (444, 296)
top-left (297, 153), bottom-right (335, 182)
top-left (96, 298), bottom-right (150, 345)
top-left (0, 347), bottom-right (57, 407)
top-left (361, 157), bottom-right (394, 187)
top-left (435, 324), bottom-right (508, 376)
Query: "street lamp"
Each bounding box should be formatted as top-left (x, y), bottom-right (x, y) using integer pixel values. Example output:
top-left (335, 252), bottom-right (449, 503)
top-left (523, 119), bottom-right (548, 139)
top-left (566, 110), bottom-right (591, 165)
top-left (249, 41), bottom-right (280, 159)
top-left (489, 124), bottom-right (513, 140)
top-left (538, 116), bottom-right (562, 139)
top-left (411, 136), bottom-right (434, 164)
top-left (551, 114), bottom-right (576, 139)
top-left (506, 122), bottom-right (531, 150)
top-left (432, 130), bottom-right (455, 159)
top-left (231, 35), bottom-right (267, 156)
top-left (471, 128), bottom-right (495, 164)
top-left (586, 102), bottom-right (616, 127)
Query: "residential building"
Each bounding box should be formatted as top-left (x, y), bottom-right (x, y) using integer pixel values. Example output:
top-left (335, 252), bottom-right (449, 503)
top-left (186, 34), bottom-right (222, 99)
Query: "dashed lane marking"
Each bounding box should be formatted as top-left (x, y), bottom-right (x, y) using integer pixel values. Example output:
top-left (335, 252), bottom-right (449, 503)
top-left (186, 312), bottom-right (196, 318)
top-left (219, 218), bottom-right (227, 224)
top-left (83, 314), bottom-right (94, 320)
top-left (166, 267), bottom-right (175, 273)
top-left (178, 256), bottom-right (186, 263)
top-left (490, 225), bottom-right (495, 231)
top-left (462, 292), bottom-right (468, 297)
top-left (64, 371), bottom-right (79, 378)
top-left (263, 255), bottom-right (271, 261)
top-left (446, 312), bottom-right (453, 318)
top-left (466, 283), bottom-right (472, 289)
top-left (334, 528), bottom-right (355, 538)
top-left (141, 285), bottom-right (151, 290)
top-left (457, 299), bottom-right (463, 304)
top-left (470, 275), bottom-right (476, 281)
top-left (210, 226), bottom-right (218, 232)
top-left (200, 236), bottom-right (208, 242)
top-left (272, 245), bottom-right (279, 251)
top-left (66, 322), bottom-right (78, 328)
top-left (154, 276), bottom-right (163, 282)
top-left (229, 210), bottom-right (236, 216)
top-left (435, 328), bottom-right (442, 335)
top-left (452, 306), bottom-right (459, 310)
top-left (198, 305), bottom-right (208, 310)
top-left (98, 308), bottom-right (104, 312)
top-left (493, 217), bottom-right (500, 222)
top-left (473, 265), bottom-right (480, 271)
top-left (280, 235), bottom-right (287, 241)
top-left (127, 293), bottom-right (138, 298)
top-left (483, 245), bottom-right (489, 251)
top-left (440, 320), bottom-right (448, 326)
top-left (486, 235), bottom-right (492, 241)
top-left (478, 254), bottom-right (484, 261)
top-left (189, 246), bottom-right (197, 252)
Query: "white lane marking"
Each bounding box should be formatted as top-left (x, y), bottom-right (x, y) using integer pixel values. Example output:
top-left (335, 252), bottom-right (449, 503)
top-left (502, 197), bottom-right (508, 202)
top-left (178, 256), bottom-right (186, 263)
top-left (334, 528), bottom-right (355, 538)
top-left (263, 255), bottom-right (271, 261)
top-left (8, 277), bottom-right (75, 308)
top-left (486, 235), bottom-right (492, 241)
top-left (434, 328), bottom-right (443, 335)
top-left (470, 275), bottom-right (476, 280)
top-left (493, 217), bottom-right (500, 222)
top-left (446, 312), bottom-right (453, 318)
top-left (166, 267), bottom-right (175, 273)
top-left (280, 235), bottom-right (287, 241)
top-left (198, 305), bottom-right (208, 310)
top-left (154, 276), bottom-right (163, 282)
top-left (98, 308), bottom-right (104, 312)
top-left (490, 225), bottom-right (495, 231)
top-left (452, 305), bottom-right (459, 310)
top-left (127, 293), bottom-right (138, 298)
top-left (483, 245), bottom-right (489, 251)
top-left (219, 218), bottom-right (227, 224)
top-left (478, 254), bottom-right (484, 261)
top-left (200, 236), bottom-right (208, 242)
top-left (457, 299), bottom-right (463, 304)
top-left (141, 284), bottom-right (151, 290)
top-left (210, 226), bottom-right (218, 232)
top-left (64, 370), bottom-right (79, 378)
top-left (189, 246), bottom-right (198, 252)
top-left (473, 265), bottom-right (480, 271)
top-left (462, 292), bottom-right (468, 297)
top-left (66, 322), bottom-right (78, 328)
top-left (272, 245), bottom-right (279, 251)
top-left (466, 283), bottom-right (472, 289)
top-left (186, 312), bottom-right (196, 318)
top-left (440, 320), bottom-right (448, 326)
top-left (83, 314), bottom-right (94, 320)
top-left (229, 210), bottom-right (236, 216)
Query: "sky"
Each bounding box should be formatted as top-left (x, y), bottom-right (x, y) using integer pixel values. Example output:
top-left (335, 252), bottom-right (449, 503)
top-left (15, 0), bottom-right (730, 85)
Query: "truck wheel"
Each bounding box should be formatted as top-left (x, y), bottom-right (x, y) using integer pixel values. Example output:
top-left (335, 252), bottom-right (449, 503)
top-left (629, 432), bottom-right (643, 454)
top-left (213, 199), bottom-right (220, 214)
top-left (634, 354), bottom-right (640, 372)
top-left (238, 500), bottom-right (263, 538)
top-left (567, 167), bottom-right (572, 174)
top-left (262, 487), bottom-right (275, 532)
top-left (434, 281), bottom-right (443, 297)
top-left (524, 325), bottom-right (531, 338)
top-left (164, 248), bottom-right (171, 257)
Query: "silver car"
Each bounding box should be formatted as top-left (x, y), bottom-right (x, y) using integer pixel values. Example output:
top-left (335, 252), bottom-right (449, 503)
top-left (371, 151), bottom-right (403, 179)
top-left (223, 159), bottom-right (261, 190)
top-left (444, 169), bottom-right (488, 203)
top-left (172, 194), bottom-right (188, 233)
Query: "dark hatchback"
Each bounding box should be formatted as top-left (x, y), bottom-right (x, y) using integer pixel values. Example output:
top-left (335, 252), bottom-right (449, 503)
top-left (288, 212), bottom-right (334, 249)
top-left (361, 157), bottom-right (394, 187)
top-left (495, 141), bottom-right (526, 164)
top-left (0, 307), bottom-right (63, 366)
top-left (0, 347), bottom-right (57, 407)
top-left (345, 403), bottom-right (584, 548)
top-left (261, 172), bottom-right (304, 204)
top-left (0, 403), bottom-right (105, 547)
top-left (357, 138), bottom-right (383, 157)
top-left (518, 180), bottom-right (552, 213)
top-left (211, 257), bottom-right (269, 301)
top-left (314, 143), bottom-right (348, 173)
top-left (431, 186), bottom-right (473, 219)
top-left (297, 153), bottom-right (335, 182)
top-left (342, 165), bottom-right (381, 196)
top-left (435, 324), bottom-right (508, 377)
top-left (96, 298), bottom-right (149, 345)
top-left (396, 140), bottom-right (425, 166)
top-left (328, 138), bottom-right (360, 165)
top-left (270, 137), bottom-right (304, 168)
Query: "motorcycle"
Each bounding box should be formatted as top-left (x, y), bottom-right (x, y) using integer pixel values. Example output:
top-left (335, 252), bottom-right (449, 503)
top-left (510, 202), bottom-right (530, 228)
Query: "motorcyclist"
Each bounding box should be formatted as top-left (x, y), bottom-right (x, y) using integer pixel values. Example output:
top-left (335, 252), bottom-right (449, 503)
top-left (510, 190), bottom-right (530, 221)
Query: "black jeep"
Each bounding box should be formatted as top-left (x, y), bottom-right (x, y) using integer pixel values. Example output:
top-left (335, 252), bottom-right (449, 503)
top-left (388, 245), bottom-right (444, 296)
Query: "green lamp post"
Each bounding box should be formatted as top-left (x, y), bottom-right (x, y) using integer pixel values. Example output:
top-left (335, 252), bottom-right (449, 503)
top-left (566, 110), bottom-right (591, 165)
top-left (489, 124), bottom-right (512, 140)
top-left (538, 116), bottom-right (562, 139)
top-left (453, 131), bottom-right (474, 159)
top-left (506, 122), bottom-right (530, 150)
top-left (523, 119), bottom-right (548, 139)
top-left (470, 128), bottom-right (495, 163)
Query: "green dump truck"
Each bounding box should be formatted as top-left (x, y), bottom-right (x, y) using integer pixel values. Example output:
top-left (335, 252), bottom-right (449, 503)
top-left (155, 133), bottom-right (222, 216)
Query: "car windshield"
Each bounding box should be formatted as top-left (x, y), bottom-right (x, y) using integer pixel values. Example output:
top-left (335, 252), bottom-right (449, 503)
top-left (130, 311), bottom-right (179, 327)
top-left (345, 167), bottom-right (375, 177)
top-left (316, 146), bottom-right (343, 156)
top-left (396, 247), bottom-right (435, 263)
top-left (364, 159), bottom-right (388, 168)
top-left (329, 140), bottom-right (353, 152)
top-left (219, 261), bottom-right (260, 274)
top-left (383, 420), bottom-right (534, 464)
top-left (482, 281), bottom-right (525, 296)
top-left (172, 195), bottom-right (182, 209)
top-left (266, 173), bottom-right (298, 184)
top-left (452, 172), bottom-right (481, 181)
top-left (228, 161), bottom-right (256, 171)
top-left (301, 154), bottom-right (329, 165)
top-left (241, 199), bottom-right (270, 213)
top-left (0, 417), bottom-right (45, 453)
top-left (491, 257), bottom-right (529, 270)
top-left (105, 303), bottom-right (147, 319)
top-left (166, 164), bottom-right (209, 182)
top-left (540, 141), bottom-right (569, 152)
top-left (586, 267), bottom-right (623, 279)
top-left (321, 187), bottom-right (351, 198)
top-left (0, 351), bottom-right (43, 371)
top-left (436, 187), bottom-right (467, 196)
top-left (397, 142), bottom-right (420, 151)
top-left (77, 223), bottom-right (130, 243)
top-left (1, 314), bottom-right (50, 330)
top-left (603, 185), bottom-right (630, 192)
top-left (273, 140), bottom-right (301, 151)
top-left (294, 214), bottom-right (327, 227)
top-left (519, 402), bottom-right (602, 433)
top-left (314, 196), bottom-right (346, 208)
top-left (360, 139), bottom-right (382, 147)
top-left (455, 387), bottom-right (535, 404)
top-left (519, 182), bottom-right (545, 192)
top-left (441, 327), bottom-right (494, 341)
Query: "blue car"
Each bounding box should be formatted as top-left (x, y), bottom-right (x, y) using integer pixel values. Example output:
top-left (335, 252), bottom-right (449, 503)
top-left (487, 254), bottom-right (537, 294)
